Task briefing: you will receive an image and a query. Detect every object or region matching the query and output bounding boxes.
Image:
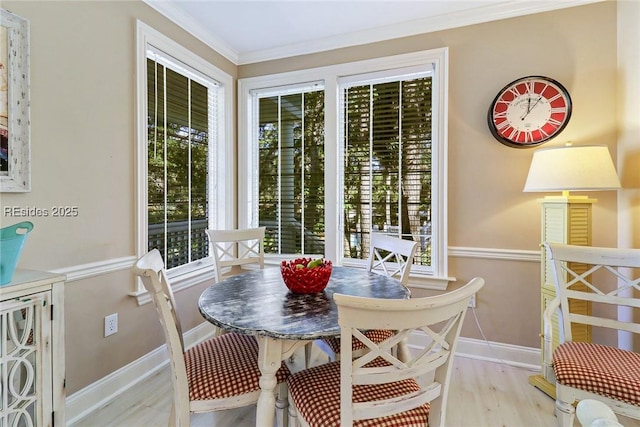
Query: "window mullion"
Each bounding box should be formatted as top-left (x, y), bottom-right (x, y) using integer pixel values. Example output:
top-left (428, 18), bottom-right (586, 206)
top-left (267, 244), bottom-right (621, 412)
top-left (277, 95), bottom-right (282, 254)
top-left (187, 79), bottom-right (192, 263)
top-left (369, 84), bottom-right (374, 237)
top-left (398, 81), bottom-right (403, 238)
top-left (301, 92), bottom-right (305, 255)
top-left (163, 65), bottom-right (168, 261)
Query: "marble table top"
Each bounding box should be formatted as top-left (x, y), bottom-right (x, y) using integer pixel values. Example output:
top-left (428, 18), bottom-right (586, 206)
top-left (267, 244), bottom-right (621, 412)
top-left (198, 266), bottom-right (410, 340)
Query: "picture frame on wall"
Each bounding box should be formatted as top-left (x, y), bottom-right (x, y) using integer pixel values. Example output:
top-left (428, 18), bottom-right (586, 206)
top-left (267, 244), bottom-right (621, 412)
top-left (1, 8), bottom-right (30, 192)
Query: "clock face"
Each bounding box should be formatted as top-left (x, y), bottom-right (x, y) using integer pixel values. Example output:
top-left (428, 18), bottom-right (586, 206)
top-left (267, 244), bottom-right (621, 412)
top-left (487, 76), bottom-right (572, 148)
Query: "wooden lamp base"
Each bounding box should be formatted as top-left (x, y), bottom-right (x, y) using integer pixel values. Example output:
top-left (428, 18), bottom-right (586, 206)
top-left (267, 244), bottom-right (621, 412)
top-left (529, 374), bottom-right (556, 399)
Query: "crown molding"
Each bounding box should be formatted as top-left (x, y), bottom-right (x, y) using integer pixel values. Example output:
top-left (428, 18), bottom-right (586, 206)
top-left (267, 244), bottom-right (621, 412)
top-left (144, 0), bottom-right (604, 66)
top-left (238, 0), bottom-right (604, 64)
top-left (142, 0), bottom-right (240, 64)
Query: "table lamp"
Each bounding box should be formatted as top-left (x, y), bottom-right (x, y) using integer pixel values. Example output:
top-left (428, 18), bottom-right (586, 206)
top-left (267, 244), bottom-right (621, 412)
top-left (524, 143), bottom-right (621, 398)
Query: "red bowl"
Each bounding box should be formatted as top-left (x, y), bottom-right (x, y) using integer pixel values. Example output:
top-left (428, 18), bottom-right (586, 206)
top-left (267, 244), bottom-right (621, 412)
top-left (280, 258), bottom-right (332, 294)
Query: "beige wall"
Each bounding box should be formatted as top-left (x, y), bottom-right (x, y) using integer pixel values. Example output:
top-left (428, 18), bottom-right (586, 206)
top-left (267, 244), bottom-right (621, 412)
top-left (0, 0), bottom-right (235, 394)
top-left (0, 0), bottom-right (624, 396)
top-left (240, 2), bottom-right (620, 348)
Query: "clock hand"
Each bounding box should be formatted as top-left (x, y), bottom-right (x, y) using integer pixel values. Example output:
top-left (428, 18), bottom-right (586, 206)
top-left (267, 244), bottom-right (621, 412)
top-left (521, 96), bottom-right (543, 120)
top-left (529, 96), bottom-right (542, 111)
top-left (521, 97), bottom-right (532, 120)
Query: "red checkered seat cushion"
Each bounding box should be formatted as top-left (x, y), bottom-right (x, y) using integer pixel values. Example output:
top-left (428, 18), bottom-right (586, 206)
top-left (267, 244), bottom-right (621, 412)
top-left (553, 341), bottom-right (640, 406)
top-left (288, 359), bottom-right (429, 427)
top-left (323, 329), bottom-right (395, 354)
top-left (185, 332), bottom-right (290, 401)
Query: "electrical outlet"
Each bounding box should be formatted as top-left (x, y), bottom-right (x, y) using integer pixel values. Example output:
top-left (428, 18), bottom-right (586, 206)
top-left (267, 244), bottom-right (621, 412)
top-left (104, 313), bottom-right (118, 337)
top-left (468, 294), bottom-right (476, 308)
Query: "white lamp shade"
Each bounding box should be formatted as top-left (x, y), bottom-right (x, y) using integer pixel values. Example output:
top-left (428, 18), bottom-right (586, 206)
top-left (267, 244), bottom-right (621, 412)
top-left (523, 145), bottom-right (621, 192)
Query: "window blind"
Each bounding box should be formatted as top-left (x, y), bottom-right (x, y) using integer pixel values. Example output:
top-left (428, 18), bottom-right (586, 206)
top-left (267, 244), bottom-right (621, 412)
top-left (146, 51), bottom-right (218, 269)
top-left (254, 84), bottom-right (325, 256)
top-left (341, 74), bottom-right (433, 266)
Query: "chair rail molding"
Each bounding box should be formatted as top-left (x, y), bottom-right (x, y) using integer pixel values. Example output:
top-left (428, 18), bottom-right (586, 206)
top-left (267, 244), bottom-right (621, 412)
top-left (52, 256), bottom-right (137, 282)
top-left (449, 246), bottom-right (540, 262)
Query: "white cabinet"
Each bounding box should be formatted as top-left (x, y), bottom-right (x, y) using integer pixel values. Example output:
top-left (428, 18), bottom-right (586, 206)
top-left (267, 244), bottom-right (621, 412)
top-left (0, 270), bottom-right (66, 427)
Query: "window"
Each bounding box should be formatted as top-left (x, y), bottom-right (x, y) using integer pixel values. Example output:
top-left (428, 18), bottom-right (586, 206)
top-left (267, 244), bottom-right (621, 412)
top-left (340, 69), bottom-right (433, 268)
top-left (239, 49), bottom-right (448, 287)
top-left (146, 53), bottom-right (214, 270)
top-left (251, 83), bottom-right (325, 256)
top-left (136, 22), bottom-right (233, 295)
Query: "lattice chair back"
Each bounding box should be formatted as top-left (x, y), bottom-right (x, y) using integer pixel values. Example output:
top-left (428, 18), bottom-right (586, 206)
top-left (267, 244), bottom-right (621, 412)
top-left (543, 243), bottom-right (640, 427)
top-left (288, 277), bottom-right (484, 427)
top-left (319, 233), bottom-right (420, 361)
top-left (335, 276), bottom-right (484, 427)
top-left (207, 227), bottom-right (266, 282)
top-left (368, 233), bottom-right (419, 285)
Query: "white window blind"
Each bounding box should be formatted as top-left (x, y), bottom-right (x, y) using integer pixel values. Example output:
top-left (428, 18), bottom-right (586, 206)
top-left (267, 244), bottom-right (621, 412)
top-left (251, 82), bottom-right (325, 256)
top-left (340, 67), bottom-right (433, 268)
top-left (146, 49), bottom-right (218, 270)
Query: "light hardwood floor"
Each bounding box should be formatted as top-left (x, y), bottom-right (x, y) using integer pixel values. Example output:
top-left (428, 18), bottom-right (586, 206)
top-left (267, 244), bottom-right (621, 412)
top-left (72, 347), bottom-right (640, 427)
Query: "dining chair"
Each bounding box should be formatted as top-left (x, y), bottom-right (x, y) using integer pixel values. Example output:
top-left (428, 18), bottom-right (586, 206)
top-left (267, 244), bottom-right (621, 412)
top-left (133, 249), bottom-right (290, 427)
top-left (206, 227), bottom-right (265, 283)
top-left (287, 276), bottom-right (485, 427)
top-left (543, 243), bottom-right (640, 427)
top-left (208, 226), bottom-right (315, 366)
top-left (320, 232), bottom-right (419, 361)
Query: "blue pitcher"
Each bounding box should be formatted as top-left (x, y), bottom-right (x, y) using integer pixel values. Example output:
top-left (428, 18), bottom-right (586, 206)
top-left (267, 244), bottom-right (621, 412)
top-left (0, 221), bottom-right (34, 285)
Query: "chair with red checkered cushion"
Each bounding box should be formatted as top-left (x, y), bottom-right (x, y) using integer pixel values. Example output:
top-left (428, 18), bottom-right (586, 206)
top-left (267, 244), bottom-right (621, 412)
top-left (543, 243), bottom-right (640, 427)
top-left (133, 249), bottom-right (290, 427)
top-left (206, 227), bottom-right (266, 338)
top-left (320, 233), bottom-right (419, 362)
top-left (207, 227), bottom-right (313, 366)
top-left (288, 276), bottom-right (484, 427)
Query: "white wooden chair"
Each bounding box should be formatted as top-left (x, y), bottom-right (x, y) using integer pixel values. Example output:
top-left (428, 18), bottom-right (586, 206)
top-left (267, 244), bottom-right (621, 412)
top-left (288, 276), bottom-right (484, 427)
top-left (206, 227), bottom-right (265, 283)
top-left (321, 233), bottom-right (419, 361)
top-left (133, 249), bottom-right (290, 427)
top-left (543, 243), bottom-right (640, 427)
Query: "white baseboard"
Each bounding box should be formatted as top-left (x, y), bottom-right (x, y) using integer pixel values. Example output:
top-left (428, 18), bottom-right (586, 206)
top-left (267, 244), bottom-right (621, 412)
top-left (65, 322), bottom-right (216, 425)
top-left (66, 327), bottom-right (541, 424)
top-left (454, 336), bottom-right (541, 371)
top-left (407, 330), bottom-right (541, 371)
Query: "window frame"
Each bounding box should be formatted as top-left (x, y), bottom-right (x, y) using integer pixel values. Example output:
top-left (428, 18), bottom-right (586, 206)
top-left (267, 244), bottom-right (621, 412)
top-left (239, 48), bottom-right (451, 288)
top-left (134, 21), bottom-right (234, 301)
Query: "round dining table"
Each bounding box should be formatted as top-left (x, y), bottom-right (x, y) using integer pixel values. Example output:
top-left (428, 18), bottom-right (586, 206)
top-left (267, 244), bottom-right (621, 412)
top-left (198, 265), bottom-right (410, 427)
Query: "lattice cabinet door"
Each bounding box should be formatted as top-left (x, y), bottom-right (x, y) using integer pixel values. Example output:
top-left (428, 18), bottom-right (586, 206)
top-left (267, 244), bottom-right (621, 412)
top-left (0, 292), bottom-right (52, 427)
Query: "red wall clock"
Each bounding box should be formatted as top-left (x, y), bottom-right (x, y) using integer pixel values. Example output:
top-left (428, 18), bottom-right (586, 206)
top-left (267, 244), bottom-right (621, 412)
top-left (487, 76), bottom-right (572, 148)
